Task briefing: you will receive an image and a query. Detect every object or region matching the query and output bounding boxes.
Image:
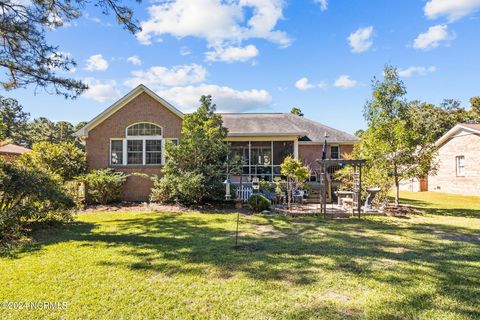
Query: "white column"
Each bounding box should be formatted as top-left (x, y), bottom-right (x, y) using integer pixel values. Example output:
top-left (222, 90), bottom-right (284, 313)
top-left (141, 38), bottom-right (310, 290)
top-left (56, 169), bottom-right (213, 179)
top-left (294, 139), bottom-right (299, 160)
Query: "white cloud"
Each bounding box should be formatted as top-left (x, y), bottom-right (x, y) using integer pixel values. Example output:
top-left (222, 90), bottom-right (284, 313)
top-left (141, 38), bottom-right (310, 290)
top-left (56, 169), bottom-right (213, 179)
top-left (424, 0), bottom-right (480, 22)
top-left (136, 0), bottom-right (292, 51)
top-left (398, 66), bottom-right (437, 77)
top-left (180, 46), bottom-right (192, 56)
top-left (413, 24), bottom-right (453, 50)
top-left (157, 84), bottom-right (272, 112)
top-left (347, 26), bottom-right (374, 53)
top-left (127, 56), bottom-right (142, 66)
top-left (85, 54), bottom-right (109, 71)
top-left (206, 44), bottom-right (259, 62)
top-left (334, 75), bottom-right (357, 88)
top-left (295, 77), bottom-right (326, 90)
top-left (314, 0), bottom-right (328, 11)
top-left (82, 79), bottom-right (121, 102)
top-left (124, 64), bottom-right (207, 89)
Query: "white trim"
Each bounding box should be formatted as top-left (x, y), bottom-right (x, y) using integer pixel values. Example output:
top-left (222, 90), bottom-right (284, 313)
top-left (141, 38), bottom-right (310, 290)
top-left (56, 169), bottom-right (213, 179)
top-left (227, 132), bottom-right (307, 137)
top-left (435, 124), bottom-right (480, 147)
top-left (126, 122), bottom-right (163, 137)
top-left (109, 137), bottom-right (163, 166)
top-left (330, 144), bottom-right (340, 159)
top-left (298, 141), bottom-right (358, 145)
top-left (75, 84), bottom-right (183, 138)
top-left (109, 138), bottom-right (125, 166)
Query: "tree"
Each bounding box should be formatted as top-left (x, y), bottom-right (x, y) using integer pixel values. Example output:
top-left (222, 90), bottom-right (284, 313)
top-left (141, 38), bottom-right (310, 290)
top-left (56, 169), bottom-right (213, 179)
top-left (0, 95), bottom-right (29, 145)
top-left (0, 0), bottom-right (140, 98)
top-left (354, 129), bottom-right (365, 138)
top-left (361, 65), bottom-right (437, 207)
top-left (25, 117), bottom-right (82, 147)
top-left (0, 116), bottom-right (6, 141)
top-left (150, 95), bottom-right (229, 204)
top-left (0, 160), bottom-right (74, 239)
top-left (280, 156), bottom-right (309, 209)
top-left (471, 96), bottom-right (480, 119)
top-left (19, 141), bottom-right (86, 182)
top-left (290, 107), bottom-right (304, 117)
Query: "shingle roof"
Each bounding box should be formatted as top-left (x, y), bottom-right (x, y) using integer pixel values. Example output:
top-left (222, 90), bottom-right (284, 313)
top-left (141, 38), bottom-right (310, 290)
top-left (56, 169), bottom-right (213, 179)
top-left (0, 143), bottom-right (31, 154)
top-left (220, 113), bottom-right (358, 142)
top-left (220, 113), bottom-right (307, 137)
top-left (461, 123), bottom-right (480, 132)
top-left (284, 114), bottom-right (359, 142)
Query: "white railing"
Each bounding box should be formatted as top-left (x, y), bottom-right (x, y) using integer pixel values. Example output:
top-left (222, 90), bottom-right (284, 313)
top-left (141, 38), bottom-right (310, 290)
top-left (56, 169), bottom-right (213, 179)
top-left (236, 186), bottom-right (252, 203)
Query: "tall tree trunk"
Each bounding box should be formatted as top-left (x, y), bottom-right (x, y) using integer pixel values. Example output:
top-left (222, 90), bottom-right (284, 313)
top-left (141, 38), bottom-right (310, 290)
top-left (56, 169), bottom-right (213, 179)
top-left (393, 163), bottom-right (399, 208)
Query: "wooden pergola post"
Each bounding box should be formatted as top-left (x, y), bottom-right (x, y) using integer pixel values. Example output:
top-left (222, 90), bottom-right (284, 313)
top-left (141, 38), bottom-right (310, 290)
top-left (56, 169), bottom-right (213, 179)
top-left (316, 159), bottom-right (366, 218)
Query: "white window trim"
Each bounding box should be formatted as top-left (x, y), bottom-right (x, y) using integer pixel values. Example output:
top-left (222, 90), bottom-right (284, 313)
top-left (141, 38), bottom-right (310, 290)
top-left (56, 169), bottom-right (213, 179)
top-left (110, 136), bottom-right (165, 166)
top-left (456, 155), bottom-right (465, 177)
top-left (330, 144), bottom-right (340, 159)
top-left (125, 122), bottom-right (163, 138)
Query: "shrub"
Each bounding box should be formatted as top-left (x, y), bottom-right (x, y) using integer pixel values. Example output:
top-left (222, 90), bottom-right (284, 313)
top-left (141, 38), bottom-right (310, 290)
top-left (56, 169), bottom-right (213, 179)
top-left (248, 194), bottom-right (271, 212)
top-left (19, 141), bottom-right (86, 182)
top-left (151, 172), bottom-right (213, 205)
top-left (82, 169), bottom-right (127, 204)
top-left (0, 161), bottom-right (74, 241)
top-left (259, 179), bottom-right (274, 193)
top-left (155, 95), bottom-right (229, 205)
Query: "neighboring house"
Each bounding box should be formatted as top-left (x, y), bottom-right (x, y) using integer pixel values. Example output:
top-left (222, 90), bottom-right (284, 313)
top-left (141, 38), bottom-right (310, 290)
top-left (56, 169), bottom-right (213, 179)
top-left (428, 123), bottom-right (480, 196)
top-left (76, 85), bottom-right (358, 201)
top-left (0, 143), bottom-right (30, 162)
top-left (399, 176), bottom-right (428, 193)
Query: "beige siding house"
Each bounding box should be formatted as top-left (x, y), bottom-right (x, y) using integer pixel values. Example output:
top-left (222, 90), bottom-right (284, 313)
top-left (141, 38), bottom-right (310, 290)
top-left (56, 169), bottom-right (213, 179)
top-left (429, 123), bottom-right (480, 196)
top-left (76, 85), bottom-right (358, 201)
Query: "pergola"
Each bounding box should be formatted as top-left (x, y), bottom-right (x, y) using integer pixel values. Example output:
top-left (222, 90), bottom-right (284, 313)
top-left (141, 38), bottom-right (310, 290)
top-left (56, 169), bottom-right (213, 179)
top-left (316, 159), bottom-right (366, 218)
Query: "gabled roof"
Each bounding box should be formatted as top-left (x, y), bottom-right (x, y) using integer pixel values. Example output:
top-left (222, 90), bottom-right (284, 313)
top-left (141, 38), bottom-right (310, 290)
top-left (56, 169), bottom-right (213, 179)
top-left (76, 84), bottom-right (183, 137)
top-left (0, 143), bottom-right (31, 154)
top-left (435, 123), bottom-right (480, 147)
top-left (75, 84), bottom-right (358, 143)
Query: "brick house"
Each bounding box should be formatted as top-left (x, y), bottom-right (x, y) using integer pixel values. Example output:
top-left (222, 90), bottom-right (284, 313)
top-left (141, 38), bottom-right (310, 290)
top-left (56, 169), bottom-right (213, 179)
top-left (0, 143), bottom-right (30, 162)
top-left (428, 123), bottom-right (480, 196)
top-left (76, 85), bottom-right (358, 201)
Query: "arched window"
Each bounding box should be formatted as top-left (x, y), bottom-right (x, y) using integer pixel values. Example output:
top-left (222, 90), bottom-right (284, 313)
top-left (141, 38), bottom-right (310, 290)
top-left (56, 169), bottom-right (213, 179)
top-left (110, 122), bottom-right (167, 166)
top-left (126, 123), bottom-right (162, 137)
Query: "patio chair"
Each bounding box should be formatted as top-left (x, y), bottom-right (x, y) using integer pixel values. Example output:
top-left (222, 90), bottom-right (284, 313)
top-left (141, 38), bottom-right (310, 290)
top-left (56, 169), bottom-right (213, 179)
top-left (293, 189), bottom-right (304, 204)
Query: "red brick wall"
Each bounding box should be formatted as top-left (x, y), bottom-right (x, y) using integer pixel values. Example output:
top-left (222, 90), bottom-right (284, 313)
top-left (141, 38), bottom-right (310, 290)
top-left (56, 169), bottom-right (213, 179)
top-left (299, 144), bottom-right (355, 171)
top-left (0, 153), bottom-right (21, 163)
top-left (85, 92), bottom-right (183, 201)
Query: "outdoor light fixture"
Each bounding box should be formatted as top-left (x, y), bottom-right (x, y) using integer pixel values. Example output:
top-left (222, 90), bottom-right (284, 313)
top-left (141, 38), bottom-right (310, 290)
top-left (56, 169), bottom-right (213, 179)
top-left (223, 178), bottom-right (232, 200)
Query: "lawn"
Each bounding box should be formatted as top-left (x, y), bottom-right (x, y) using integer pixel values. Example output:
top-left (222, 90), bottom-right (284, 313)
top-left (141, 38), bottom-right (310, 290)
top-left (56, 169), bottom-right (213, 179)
top-left (1, 192), bottom-right (479, 319)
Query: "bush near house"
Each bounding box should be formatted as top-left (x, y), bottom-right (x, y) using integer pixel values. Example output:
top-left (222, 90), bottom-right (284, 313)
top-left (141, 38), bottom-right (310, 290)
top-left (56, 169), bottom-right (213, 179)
top-left (150, 95), bottom-right (229, 205)
top-left (0, 160), bottom-right (74, 242)
top-left (19, 141), bottom-right (86, 182)
top-left (81, 169), bottom-right (127, 204)
top-left (150, 172), bottom-right (205, 205)
top-left (248, 194), bottom-right (271, 212)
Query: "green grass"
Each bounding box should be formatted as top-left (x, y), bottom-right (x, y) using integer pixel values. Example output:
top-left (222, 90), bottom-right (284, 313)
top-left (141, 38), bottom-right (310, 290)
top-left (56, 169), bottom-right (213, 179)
top-left (1, 192), bottom-right (479, 319)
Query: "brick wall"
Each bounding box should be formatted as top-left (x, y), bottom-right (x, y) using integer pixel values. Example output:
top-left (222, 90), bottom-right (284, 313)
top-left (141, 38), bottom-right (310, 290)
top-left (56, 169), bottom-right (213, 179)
top-left (429, 132), bottom-right (480, 196)
top-left (0, 153), bottom-right (21, 163)
top-left (299, 144), bottom-right (354, 171)
top-left (85, 92), bottom-right (183, 201)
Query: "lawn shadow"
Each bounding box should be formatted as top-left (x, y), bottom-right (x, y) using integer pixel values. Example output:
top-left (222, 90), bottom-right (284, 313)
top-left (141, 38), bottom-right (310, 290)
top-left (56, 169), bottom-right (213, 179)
top-left (2, 212), bottom-right (480, 319)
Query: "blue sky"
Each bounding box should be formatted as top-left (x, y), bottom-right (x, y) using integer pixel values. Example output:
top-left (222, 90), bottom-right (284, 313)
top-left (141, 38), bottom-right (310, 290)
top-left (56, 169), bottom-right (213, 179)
top-left (5, 0), bottom-right (480, 133)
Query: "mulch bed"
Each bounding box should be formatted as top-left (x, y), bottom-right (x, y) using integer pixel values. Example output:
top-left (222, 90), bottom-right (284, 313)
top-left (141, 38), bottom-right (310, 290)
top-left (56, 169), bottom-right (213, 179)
top-left (79, 202), bottom-right (249, 214)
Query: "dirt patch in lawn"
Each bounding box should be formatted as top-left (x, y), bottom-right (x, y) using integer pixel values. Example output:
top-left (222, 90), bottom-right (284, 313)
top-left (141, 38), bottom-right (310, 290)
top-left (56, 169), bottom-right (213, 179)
top-left (432, 230), bottom-right (480, 243)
